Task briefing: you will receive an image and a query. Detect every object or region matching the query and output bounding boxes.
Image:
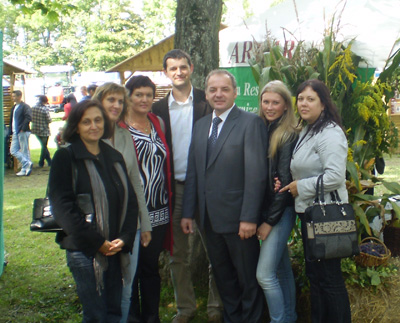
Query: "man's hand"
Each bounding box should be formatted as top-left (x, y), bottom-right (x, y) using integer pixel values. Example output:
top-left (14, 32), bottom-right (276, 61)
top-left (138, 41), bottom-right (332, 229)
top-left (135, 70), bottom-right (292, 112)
top-left (181, 218), bottom-right (193, 234)
top-left (141, 231), bottom-right (152, 247)
top-left (238, 221), bottom-right (257, 240)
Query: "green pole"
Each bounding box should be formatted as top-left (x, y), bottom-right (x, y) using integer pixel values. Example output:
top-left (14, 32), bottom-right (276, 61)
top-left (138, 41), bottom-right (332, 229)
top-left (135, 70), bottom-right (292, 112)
top-left (0, 31), bottom-right (4, 277)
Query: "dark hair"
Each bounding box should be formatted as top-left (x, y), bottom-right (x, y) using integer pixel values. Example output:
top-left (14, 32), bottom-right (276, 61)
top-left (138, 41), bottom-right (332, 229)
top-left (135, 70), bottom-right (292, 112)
top-left (295, 79), bottom-right (343, 134)
top-left (37, 95), bottom-right (48, 105)
top-left (66, 93), bottom-right (78, 107)
top-left (12, 90), bottom-right (22, 97)
top-left (205, 69), bottom-right (237, 90)
top-left (63, 100), bottom-right (112, 143)
top-left (162, 49), bottom-right (192, 70)
top-left (125, 75), bottom-right (156, 98)
top-left (87, 84), bottom-right (98, 93)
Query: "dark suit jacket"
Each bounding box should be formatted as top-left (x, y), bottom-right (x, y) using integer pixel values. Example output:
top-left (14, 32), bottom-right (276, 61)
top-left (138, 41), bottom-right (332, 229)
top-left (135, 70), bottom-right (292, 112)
top-left (9, 102), bottom-right (32, 134)
top-left (182, 106), bottom-right (268, 234)
top-left (152, 88), bottom-right (212, 208)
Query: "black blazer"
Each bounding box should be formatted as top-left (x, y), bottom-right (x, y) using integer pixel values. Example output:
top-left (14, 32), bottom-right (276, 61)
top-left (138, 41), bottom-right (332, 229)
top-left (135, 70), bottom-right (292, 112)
top-left (182, 106), bottom-right (268, 233)
top-left (9, 102), bottom-right (32, 134)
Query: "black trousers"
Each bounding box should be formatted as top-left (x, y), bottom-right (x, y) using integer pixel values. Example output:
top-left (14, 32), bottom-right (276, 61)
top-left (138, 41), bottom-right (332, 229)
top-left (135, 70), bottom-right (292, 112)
top-left (204, 215), bottom-right (264, 323)
top-left (128, 224), bottom-right (168, 323)
top-left (35, 135), bottom-right (51, 166)
top-left (299, 213), bottom-right (351, 323)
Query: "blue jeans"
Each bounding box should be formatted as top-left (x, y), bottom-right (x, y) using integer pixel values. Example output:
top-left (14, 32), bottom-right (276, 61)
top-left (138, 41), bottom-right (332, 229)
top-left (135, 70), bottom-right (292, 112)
top-left (10, 132), bottom-right (31, 170)
top-left (66, 250), bottom-right (123, 323)
top-left (256, 206), bottom-right (297, 323)
top-left (120, 229), bottom-right (140, 323)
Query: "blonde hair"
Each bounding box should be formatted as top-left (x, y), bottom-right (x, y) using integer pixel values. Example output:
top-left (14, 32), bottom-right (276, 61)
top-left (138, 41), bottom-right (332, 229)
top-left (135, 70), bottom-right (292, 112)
top-left (92, 82), bottom-right (129, 122)
top-left (259, 80), bottom-right (299, 158)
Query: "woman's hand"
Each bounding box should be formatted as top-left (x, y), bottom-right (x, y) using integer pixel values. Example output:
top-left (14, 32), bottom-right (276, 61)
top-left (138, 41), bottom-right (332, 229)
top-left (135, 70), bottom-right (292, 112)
top-left (257, 222), bottom-right (272, 241)
top-left (141, 231), bottom-right (152, 247)
top-left (280, 180), bottom-right (298, 197)
top-left (274, 177), bottom-right (281, 192)
top-left (98, 239), bottom-right (125, 256)
top-left (98, 240), bottom-right (112, 255)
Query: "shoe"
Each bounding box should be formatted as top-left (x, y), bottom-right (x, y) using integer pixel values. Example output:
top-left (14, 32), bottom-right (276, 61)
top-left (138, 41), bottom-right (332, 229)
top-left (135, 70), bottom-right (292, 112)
top-left (16, 170), bottom-right (26, 176)
top-left (26, 162), bottom-right (33, 176)
top-left (172, 314), bottom-right (194, 323)
top-left (208, 314), bottom-right (223, 323)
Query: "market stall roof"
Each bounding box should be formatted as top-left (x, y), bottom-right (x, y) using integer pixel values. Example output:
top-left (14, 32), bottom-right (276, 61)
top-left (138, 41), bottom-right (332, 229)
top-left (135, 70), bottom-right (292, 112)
top-left (3, 60), bottom-right (33, 75)
top-left (107, 24), bottom-right (228, 80)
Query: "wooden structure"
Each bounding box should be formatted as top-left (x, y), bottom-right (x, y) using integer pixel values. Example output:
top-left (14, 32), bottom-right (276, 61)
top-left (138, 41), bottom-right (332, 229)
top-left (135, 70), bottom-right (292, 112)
top-left (3, 60), bottom-right (32, 126)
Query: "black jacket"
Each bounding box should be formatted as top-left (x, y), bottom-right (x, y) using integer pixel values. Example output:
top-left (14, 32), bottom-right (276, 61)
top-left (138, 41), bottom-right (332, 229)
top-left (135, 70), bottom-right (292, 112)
top-left (48, 139), bottom-right (138, 257)
top-left (262, 120), bottom-right (298, 226)
top-left (9, 102), bottom-right (32, 134)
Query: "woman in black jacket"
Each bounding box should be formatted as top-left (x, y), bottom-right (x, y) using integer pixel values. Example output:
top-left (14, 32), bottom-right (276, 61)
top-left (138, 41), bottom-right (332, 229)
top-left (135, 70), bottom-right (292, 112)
top-left (48, 100), bottom-right (138, 323)
top-left (256, 81), bottom-right (299, 323)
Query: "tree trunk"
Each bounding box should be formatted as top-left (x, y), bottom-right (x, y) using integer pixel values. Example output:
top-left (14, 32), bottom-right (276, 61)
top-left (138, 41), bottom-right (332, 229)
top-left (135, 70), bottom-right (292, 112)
top-left (174, 0), bottom-right (223, 89)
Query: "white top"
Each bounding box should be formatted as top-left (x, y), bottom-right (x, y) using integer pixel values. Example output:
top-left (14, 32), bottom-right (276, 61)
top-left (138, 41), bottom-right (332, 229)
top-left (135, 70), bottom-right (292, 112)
top-left (12, 103), bottom-right (21, 134)
top-left (208, 105), bottom-right (235, 137)
top-left (168, 87), bottom-right (194, 181)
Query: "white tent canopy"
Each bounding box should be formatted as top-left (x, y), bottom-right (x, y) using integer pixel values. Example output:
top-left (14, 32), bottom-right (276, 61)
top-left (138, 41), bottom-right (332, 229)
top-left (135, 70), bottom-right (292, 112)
top-left (220, 0), bottom-right (400, 71)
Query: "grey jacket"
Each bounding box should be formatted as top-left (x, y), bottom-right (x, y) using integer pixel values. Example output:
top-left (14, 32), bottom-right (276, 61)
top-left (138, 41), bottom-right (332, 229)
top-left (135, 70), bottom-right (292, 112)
top-left (290, 123), bottom-right (348, 213)
top-left (104, 126), bottom-right (152, 233)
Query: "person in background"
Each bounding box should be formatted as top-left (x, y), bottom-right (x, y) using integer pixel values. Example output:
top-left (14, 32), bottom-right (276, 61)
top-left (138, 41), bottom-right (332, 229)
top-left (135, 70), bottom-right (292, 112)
top-left (55, 127), bottom-right (65, 148)
top-left (87, 84), bottom-right (98, 98)
top-left (31, 95), bottom-right (52, 167)
top-left (80, 86), bottom-right (91, 101)
top-left (152, 49), bottom-right (222, 323)
top-left (62, 93), bottom-right (78, 121)
top-left (92, 82), bottom-right (152, 323)
top-left (10, 90), bottom-right (33, 176)
top-left (181, 70), bottom-right (267, 323)
top-left (256, 81), bottom-right (298, 323)
top-left (123, 75), bottom-right (173, 323)
top-left (280, 79), bottom-right (351, 323)
top-left (48, 99), bottom-right (138, 322)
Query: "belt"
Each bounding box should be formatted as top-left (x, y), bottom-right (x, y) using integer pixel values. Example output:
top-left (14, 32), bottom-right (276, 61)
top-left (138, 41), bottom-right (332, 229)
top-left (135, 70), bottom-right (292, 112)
top-left (175, 180), bottom-right (185, 185)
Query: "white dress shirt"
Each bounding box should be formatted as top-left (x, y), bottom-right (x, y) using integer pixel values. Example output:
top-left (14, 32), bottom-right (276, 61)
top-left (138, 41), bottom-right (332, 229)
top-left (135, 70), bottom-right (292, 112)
top-left (208, 105), bottom-right (235, 137)
top-left (168, 87), bottom-right (194, 181)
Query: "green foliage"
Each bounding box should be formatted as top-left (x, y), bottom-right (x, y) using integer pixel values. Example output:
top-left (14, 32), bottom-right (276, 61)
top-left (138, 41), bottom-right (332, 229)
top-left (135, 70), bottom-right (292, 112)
top-left (341, 258), bottom-right (398, 288)
top-left (9, 0), bottom-right (76, 21)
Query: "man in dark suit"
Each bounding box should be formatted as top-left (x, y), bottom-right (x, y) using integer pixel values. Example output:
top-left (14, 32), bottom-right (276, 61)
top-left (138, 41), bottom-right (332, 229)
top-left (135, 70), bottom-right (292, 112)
top-left (181, 70), bottom-right (267, 323)
top-left (10, 90), bottom-right (33, 176)
top-left (152, 49), bottom-right (222, 323)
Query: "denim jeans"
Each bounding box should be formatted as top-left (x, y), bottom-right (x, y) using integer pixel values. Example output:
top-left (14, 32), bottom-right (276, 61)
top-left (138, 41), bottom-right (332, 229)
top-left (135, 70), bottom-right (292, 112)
top-left (299, 214), bottom-right (351, 323)
top-left (35, 135), bottom-right (51, 166)
top-left (256, 206), bottom-right (297, 323)
top-left (120, 229), bottom-right (140, 323)
top-left (66, 250), bottom-right (123, 323)
top-left (10, 132), bottom-right (31, 170)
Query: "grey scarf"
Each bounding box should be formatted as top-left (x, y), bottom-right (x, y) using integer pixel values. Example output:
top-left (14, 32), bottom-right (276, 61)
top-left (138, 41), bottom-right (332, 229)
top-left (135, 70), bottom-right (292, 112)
top-left (84, 159), bottom-right (131, 294)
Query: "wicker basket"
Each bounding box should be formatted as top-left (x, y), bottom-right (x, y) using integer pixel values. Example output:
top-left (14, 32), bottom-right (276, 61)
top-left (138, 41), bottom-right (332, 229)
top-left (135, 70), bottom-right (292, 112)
top-left (355, 237), bottom-right (391, 267)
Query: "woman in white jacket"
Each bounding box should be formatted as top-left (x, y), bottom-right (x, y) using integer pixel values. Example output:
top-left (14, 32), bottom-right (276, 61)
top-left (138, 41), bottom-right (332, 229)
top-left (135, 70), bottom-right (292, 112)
top-left (281, 79), bottom-right (351, 323)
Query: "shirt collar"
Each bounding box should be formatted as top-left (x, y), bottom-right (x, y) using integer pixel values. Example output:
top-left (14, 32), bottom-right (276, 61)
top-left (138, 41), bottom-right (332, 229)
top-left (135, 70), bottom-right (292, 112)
top-left (168, 86), bottom-right (194, 108)
top-left (212, 104), bottom-right (235, 122)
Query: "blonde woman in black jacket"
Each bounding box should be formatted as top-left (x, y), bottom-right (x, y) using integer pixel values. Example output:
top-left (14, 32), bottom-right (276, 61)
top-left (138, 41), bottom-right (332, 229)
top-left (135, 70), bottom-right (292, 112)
top-left (256, 81), bottom-right (298, 323)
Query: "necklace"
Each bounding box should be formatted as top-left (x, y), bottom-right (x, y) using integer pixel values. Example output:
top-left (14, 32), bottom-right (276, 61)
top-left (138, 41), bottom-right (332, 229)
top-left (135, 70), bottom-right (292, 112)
top-left (128, 118), bottom-right (151, 134)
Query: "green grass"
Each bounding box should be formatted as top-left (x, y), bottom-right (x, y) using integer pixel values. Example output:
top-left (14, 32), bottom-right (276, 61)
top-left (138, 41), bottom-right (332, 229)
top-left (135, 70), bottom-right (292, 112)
top-left (1, 150), bottom-right (399, 322)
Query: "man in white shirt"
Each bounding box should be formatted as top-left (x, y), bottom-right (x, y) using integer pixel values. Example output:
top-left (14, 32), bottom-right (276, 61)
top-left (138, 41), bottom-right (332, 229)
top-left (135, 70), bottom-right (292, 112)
top-left (152, 49), bottom-right (222, 323)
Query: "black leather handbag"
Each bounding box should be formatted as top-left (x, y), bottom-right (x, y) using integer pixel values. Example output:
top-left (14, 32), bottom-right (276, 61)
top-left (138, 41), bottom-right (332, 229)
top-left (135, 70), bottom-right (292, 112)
top-left (304, 174), bottom-right (359, 260)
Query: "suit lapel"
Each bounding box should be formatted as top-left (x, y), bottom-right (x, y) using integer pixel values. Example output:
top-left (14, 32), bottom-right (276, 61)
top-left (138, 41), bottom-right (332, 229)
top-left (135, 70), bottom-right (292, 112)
top-left (206, 106), bottom-right (240, 169)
